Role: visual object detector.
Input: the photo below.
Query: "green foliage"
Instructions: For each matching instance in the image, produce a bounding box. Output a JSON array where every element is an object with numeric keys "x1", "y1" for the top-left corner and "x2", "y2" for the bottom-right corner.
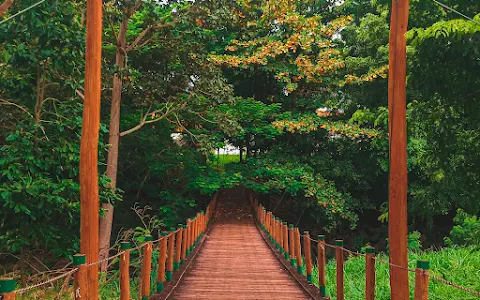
[
  {"x1": 0, "y1": 102, "x2": 116, "y2": 256},
  {"x1": 311, "y1": 246, "x2": 480, "y2": 299},
  {"x1": 1, "y1": 0, "x2": 479, "y2": 274},
  {"x1": 445, "y1": 209, "x2": 480, "y2": 247},
  {"x1": 407, "y1": 231, "x2": 423, "y2": 252}
]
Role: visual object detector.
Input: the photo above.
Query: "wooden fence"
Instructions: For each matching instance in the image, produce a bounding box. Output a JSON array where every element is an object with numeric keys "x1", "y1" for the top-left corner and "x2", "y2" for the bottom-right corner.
[
  {"x1": 0, "y1": 194, "x2": 218, "y2": 299},
  {"x1": 251, "y1": 196, "x2": 440, "y2": 300}
]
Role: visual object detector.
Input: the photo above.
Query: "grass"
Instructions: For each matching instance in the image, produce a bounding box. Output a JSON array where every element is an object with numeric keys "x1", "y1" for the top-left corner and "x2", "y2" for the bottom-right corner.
[
  {"x1": 15, "y1": 244, "x2": 480, "y2": 299},
  {"x1": 216, "y1": 154, "x2": 241, "y2": 165},
  {"x1": 307, "y1": 246, "x2": 480, "y2": 299},
  {"x1": 208, "y1": 154, "x2": 242, "y2": 169}
]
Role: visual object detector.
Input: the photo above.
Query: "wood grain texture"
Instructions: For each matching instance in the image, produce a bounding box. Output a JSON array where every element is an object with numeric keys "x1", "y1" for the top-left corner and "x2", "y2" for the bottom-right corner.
[
  {"x1": 80, "y1": 0, "x2": 102, "y2": 298},
  {"x1": 168, "y1": 188, "x2": 311, "y2": 300},
  {"x1": 387, "y1": 0, "x2": 410, "y2": 299}
]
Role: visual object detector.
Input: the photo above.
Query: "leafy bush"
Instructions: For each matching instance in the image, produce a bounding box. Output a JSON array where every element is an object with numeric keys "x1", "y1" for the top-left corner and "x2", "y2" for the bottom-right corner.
[
  {"x1": 0, "y1": 102, "x2": 116, "y2": 256},
  {"x1": 444, "y1": 209, "x2": 480, "y2": 247}
]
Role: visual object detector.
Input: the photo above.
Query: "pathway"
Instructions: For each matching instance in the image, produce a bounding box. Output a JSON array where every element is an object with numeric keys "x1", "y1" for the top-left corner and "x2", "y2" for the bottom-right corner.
[{"x1": 169, "y1": 188, "x2": 311, "y2": 299}]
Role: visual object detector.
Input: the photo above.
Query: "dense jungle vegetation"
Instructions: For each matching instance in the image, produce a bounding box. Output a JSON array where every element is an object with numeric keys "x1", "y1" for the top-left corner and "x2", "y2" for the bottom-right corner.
[{"x1": 1, "y1": 0, "x2": 479, "y2": 296}]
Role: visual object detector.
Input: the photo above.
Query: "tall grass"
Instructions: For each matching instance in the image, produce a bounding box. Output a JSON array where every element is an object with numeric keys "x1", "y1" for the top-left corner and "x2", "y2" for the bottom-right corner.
[{"x1": 309, "y1": 246, "x2": 480, "y2": 299}]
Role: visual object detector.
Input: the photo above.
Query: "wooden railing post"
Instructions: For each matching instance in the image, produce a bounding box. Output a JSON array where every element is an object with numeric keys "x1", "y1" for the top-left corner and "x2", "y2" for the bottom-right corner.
[
  {"x1": 273, "y1": 217, "x2": 279, "y2": 250},
  {"x1": 365, "y1": 246, "x2": 376, "y2": 300},
  {"x1": 289, "y1": 224, "x2": 296, "y2": 266},
  {"x1": 193, "y1": 218, "x2": 197, "y2": 251},
  {"x1": 268, "y1": 212, "x2": 272, "y2": 239},
  {"x1": 295, "y1": 228, "x2": 303, "y2": 274},
  {"x1": 174, "y1": 226, "x2": 183, "y2": 271},
  {"x1": 195, "y1": 213, "x2": 200, "y2": 243},
  {"x1": 201, "y1": 211, "x2": 205, "y2": 235},
  {"x1": 318, "y1": 235, "x2": 327, "y2": 297},
  {"x1": 141, "y1": 235, "x2": 153, "y2": 300},
  {"x1": 304, "y1": 231, "x2": 313, "y2": 284},
  {"x1": 262, "y1": 208, "x2": 267, "y2": 232},
  {"x1": 119, "y1": 243, "x2": 130, "y2": 300},
  {"x1": 279, "y1": 219, "x2": 284, "y2": 254},
  {"x1": 193, "y1": 216, "x2": 196, "y2": 246},
  {"x1": 336, "y1": 240, "x2": 344, "y2": 300},
  {"x1": 283, "y1": 222, "x2": 289, "y2": 260},
  {"x1": 166, "y1": 230, "x2": 175, "y2": 281},
  {"x1": 270, "y1": 215, "x2": 275, "y2": 244},
  {"x1": 0, "y1": 278, "x2": 15, "y2": 300},
  {"x1": 414, "y1": 260, "x2": 429, "y2": 300},
  {"x1": 73, "y1": 254, "x2": 87, "y2": 300},
  {"x1": 156, "y1": 232, "x2": 168, "y2": 293},
  {"x1": 181, "y1": 225, "x2": 187, "y2": 264},
  {"x1": 185, "y1": 219, "x2": 192, "y2": 257}
]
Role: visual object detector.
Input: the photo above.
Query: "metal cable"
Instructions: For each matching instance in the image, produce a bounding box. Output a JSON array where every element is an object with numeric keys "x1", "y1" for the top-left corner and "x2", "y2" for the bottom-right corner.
[
  {"x1": 0, "y1": 0, "x2": 46, "y2": 25},
  {"x1": 431, "y1": 0, "x2": 480, "y2": 26}
]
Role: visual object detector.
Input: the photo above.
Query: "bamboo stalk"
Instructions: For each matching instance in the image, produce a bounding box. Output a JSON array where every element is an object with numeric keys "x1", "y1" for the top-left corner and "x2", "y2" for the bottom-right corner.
[
  {"x1": 336, "y1": 240, "x2": 344, "y2": 300},
  {"x1": 365, "y1": 247, "x2": 375, "y2": 300},
  {"x1": 141, "y1": 236, "x2": 153, "y2": 300},
  {"x1": 304, "y1": 231, "x2": 313, "y2": 284},
  {"x1": 318, "y1": 235, "x2": 327, "y2": 297}
]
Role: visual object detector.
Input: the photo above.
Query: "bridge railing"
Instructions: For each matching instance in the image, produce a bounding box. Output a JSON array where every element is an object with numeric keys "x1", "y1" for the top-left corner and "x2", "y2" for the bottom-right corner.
[
  {"x1": 250, "y1": 194, "x2": 480, "y2": 300},
  {"x1": 0, "y1": 193, "x2": 218, "y2": 299}
]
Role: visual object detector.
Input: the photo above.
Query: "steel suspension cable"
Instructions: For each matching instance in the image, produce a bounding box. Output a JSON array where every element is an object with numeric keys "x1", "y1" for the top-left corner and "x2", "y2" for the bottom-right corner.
[{"x1": 0, "y1": 0, "x2": 46, "y2": 25}]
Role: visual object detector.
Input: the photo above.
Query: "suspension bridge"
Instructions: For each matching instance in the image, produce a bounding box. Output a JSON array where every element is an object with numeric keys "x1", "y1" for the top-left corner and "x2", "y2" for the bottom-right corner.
[{"x1": 2, "y1": 188, "x2": 479, "y2": 299}]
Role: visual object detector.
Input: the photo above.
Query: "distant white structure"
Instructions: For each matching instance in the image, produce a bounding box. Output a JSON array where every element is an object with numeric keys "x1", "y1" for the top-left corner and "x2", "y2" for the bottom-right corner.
[
  {"x1": 217, "y1": 143, "x2": 240, "y2": 155},
  {"x1": 171, "y1": 133, "x2": 240, "y2": 155},
  {"x1": 316, "y1": 107, "x2": 344, "y2": 118}
]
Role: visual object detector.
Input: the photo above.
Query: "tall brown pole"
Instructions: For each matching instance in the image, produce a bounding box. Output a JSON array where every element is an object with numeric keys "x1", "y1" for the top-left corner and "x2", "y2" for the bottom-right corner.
[
  {"x1": 388, "y1": 0, "x2": 409, "y2": 299},
  {"x1": 80, "y1": 0, "x2": 102, "y2": 298},
  {"x1": 0, "y1": 0, "x2": 14, "y2": 17}
]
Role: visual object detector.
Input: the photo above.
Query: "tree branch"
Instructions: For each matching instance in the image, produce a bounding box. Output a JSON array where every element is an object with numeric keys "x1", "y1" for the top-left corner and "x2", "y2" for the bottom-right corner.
[
  {"x1": 119, "y1": 104, "x2": 176, "y2": 136},
  {"x1": 0, "y1": 98, "x2": 32, "y2": 117},
  {"x1": 76, "y1": 89, "x2": 85, "y2": 100},
  {"x1": 125, "y1": 26, "x2": 154, "y2": 52},
  {"x1": 125, "y1": 6, "x2": 192, "y2": 52},
  {"x1": 129, "y1": 0, "x2": 142, "y2": 17}
]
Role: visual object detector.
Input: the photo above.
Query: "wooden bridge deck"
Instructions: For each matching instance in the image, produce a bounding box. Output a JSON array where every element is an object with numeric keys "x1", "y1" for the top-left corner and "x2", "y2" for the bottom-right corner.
[{"x1": 167, "y1": 189, "x2": 311, "y2": 299}]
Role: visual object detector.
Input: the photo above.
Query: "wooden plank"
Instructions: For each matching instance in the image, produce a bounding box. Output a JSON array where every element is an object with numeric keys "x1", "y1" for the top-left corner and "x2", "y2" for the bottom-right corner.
[{"x1": 167, "y1": 189, "x2": 311, "y2": 300}]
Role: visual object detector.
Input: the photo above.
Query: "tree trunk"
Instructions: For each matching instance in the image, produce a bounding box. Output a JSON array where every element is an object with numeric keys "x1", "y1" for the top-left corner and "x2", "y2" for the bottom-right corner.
[
  {"x1": 98, "y1": 18, "x2": 128, "y2": 273},
  {"x1": 0, "y1": 0, "x2": 14, "y2": 16}
]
